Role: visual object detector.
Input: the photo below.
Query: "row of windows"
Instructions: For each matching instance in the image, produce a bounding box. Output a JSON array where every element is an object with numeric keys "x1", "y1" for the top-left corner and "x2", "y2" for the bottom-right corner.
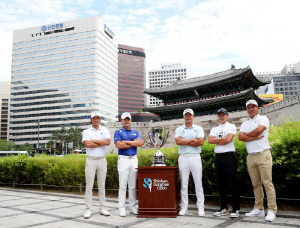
[
  {"x1": 12, "y1": 78, "x2": 117, "y2": 95},
  {"x1": 10, "y1": 110, "x2": 116, "y2": 121},
  {"x1": 11, "y1": 121, "x2": 91, "y2": 130},
  {"x1": 276, "y1": 91, "x2": 299, "y2": 96},
  {"x1": 12, "y1": 72, "x2": 117, "y2": 89},
  {"x1": 119, "y1": 98, "x2": 145, "y2": 102},
  {"x1": 14, "y1": 30, "x2": 117, "y2": 51},
  {"x1": 275, "y1": 87, "x2": 300, "y2": 91},
  {"x1": 275, "y1": 82, "x2": 300, "y2": 86},
  {"x1": 149, "y1": 69, "x2": 186, "y2": 75},
  {"x1": 149, "y1": 75, "x2": 186, "y2": 81},
  {"x1": 13, "y1": 59, "x2": 97, "y2": 74},
  {"x1": 14, "y1": 36, "x2": 95, "y2": 53},
  {"x1": 13, "y1": 41, "x2": 117, "y2": 66},
  {"x1": 11, "y1": 84, "x2": 117, "y2": 102},
  {"x1": 13, "y1": 47, "x2": 92, "y2": 64},
  {"x1": 11, "y1": 96, "x2": 117, "y2": 108},
  {"x1": 11, "y1": 115, "x2": 114, "y2": 125},
  {"x1": 12, "y1": 65, "x2": 117, "y2": 80},
  {"x1": 11, "y1": 102, "x2": 117, "y2": 114}
]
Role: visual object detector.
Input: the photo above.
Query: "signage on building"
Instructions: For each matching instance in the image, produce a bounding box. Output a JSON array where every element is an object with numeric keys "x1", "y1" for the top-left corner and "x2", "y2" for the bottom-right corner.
[
  {"x1": 118, "y1": 48, "x2": 146, "y2": 58},
  {"x1": 259, "y1": 94, "x2": 283, "y2": 106},
  {"x1": 42, "y1": 23, "x2": 63, "y2": 32},
  {"x1": 104, "y1": 24, "x2": 114, "y2": 39}
]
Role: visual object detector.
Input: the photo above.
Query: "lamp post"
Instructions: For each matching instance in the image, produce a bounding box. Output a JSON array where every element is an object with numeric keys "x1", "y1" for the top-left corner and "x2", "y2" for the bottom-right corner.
[{"x1": 37, "y1": 120, "x2": 40, "y2": 154}]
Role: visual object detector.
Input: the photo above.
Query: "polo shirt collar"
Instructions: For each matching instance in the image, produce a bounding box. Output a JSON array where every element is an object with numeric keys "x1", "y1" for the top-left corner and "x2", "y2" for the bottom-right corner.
[
  {"x1": 91, "y1": 125, "x2": 101, "y2": 131},
  {"x1": 249, "y1": 114, "x2": 260, "y2": 121},
  {"x1": 122, "y1": 126, "x2": 131, "y2": 131},
  {"x1": 184, "y1": 123, "x2": 195, "y2": 129}
]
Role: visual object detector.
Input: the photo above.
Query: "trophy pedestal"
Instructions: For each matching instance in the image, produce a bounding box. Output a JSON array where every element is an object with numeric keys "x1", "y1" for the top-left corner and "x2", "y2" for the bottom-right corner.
[{"x1": 137, "y1": 166, "x2": 180, "y2": 217}]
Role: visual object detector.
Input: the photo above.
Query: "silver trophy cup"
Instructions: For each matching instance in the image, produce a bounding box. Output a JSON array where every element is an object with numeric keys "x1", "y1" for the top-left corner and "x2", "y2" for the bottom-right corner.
[{"x1": 148, "y1": 127, "x2": 169, "y2": 166}]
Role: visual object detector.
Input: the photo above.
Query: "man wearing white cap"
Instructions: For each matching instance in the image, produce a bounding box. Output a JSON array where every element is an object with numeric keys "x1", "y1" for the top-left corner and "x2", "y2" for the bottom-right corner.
[
  {"x1": 82, "y1": 111, "x2": 111, "y2": 219},
  {"x1": 175, "y1": 108, "x2": 205, "y2": 216},
  {"x1": 114, "y1": 112, "x2": 143, "y2": 217},
  {"x1": 238, "y1": 100, "x2": 277, "y2": 222}
]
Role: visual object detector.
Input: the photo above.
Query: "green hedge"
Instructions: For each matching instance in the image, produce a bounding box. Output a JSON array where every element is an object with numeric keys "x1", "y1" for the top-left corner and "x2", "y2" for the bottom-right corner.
[{"x1": 0, "y1": 120, "x2": 299, "y2": 199}]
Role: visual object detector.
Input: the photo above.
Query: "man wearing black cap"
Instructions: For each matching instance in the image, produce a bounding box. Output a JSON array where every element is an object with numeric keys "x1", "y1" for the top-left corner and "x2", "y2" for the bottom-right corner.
[{"x1": 208, "y1": 108, "x2": 240, "y2": 218}]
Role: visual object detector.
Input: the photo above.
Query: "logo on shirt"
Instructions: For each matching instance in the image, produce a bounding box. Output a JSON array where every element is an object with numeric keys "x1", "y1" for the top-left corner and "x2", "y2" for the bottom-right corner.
[
  {"x1": 182, "y1": 130, "x2": 185, "y2": 134},
  {"x1": 100, "y1": 133, "x2": 103, "y2": 135},
  {"x1": 143, "y1": 178, "x2": 152, "y2": 193},
  {"x1": 132, "y1": 134, "x2": 137, "y2": 135},
  {"x1": 193, "y1": 130, "x2": 197, "y2": 133},
  {"x1": 216, "y1": 130, "x2": 225, "y2": 138}
]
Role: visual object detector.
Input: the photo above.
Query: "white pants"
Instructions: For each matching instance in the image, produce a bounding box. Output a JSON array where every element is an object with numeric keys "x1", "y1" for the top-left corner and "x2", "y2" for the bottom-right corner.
[
  {"x1": 118, "y1": 155, "x2": 138, "y2": 210},
  {"x1": 179, "y1": 154, "x2": 205, "y2": 208},
  {"x1": 85, "y1": 156, "x2": 107, "y2": 211}
]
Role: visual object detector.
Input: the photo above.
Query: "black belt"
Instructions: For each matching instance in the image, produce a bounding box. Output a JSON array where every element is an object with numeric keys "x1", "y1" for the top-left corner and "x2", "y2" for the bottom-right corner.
[{"x1": 215, "y1": 152, "x2": 235, "y2": 156}]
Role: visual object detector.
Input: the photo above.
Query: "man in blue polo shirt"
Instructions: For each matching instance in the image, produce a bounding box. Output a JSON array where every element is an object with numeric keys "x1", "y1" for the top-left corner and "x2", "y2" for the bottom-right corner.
[
  {"x1": 175, "y1": 108, "x2": 205, "y2": 217},
  {"x1": 114, "y1": 112, "x2": 143, "y2": 217}
]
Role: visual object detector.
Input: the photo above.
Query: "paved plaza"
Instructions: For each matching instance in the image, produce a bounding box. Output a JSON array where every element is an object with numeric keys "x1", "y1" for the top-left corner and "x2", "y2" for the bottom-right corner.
[{"x1": 0, "y1": 187, "x2": 299, "y2": 228}]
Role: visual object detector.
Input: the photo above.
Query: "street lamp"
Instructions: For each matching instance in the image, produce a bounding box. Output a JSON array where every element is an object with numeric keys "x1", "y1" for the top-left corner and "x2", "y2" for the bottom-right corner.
[{"x1": 37, "y1": 120, "x2": 40, "y2": 154}]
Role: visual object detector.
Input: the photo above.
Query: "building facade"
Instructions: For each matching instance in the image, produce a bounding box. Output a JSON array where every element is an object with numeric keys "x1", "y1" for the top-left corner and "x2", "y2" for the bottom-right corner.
[
  {"x1": 267, "y1": 75, "x2": 300, "y2": 99},
  {"x1": 147, "y1": 63, "x2": 190, "y2": 106},
  {"x1": 10, "y1": 16, "x2": 118, "y2": 148},
  {"x1": 118, "y1": 44, "x2": 146, "y2": 113},
  {"x1": 0, "y1": 81, "x2": 10, "y2": 140}
]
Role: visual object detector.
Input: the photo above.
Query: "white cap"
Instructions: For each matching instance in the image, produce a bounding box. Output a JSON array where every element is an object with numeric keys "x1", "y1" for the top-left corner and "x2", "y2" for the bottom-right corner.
[
  {"x1": 246, "y1": 99, "x2": 258, "y2": 107},
  {"x1": 121, "y1": 112, "x2": 131, "y2": 119},
  {"x1": 91, "y1": 111, "x2": 101, "y2": 118},
  {"x1": 183, "y1": 108, "x2": 194, "y2": 115}
]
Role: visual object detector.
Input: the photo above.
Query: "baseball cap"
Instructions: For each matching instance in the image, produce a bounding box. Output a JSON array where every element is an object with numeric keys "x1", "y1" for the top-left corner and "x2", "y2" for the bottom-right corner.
[
  {"x1": 217, "y1": 108, "x2": 228, "y2": 115},
  {"x1": 121, "y1": 112, "x2": 131, "y2": 119},
  {"x1": 246, "y1": 99, "x2": 258, "y2": 107},
  {"x1": 183, "y1": 108, "x2": 194, "y2": 115},
  {"x1": 91, "y1": 111, "x2": 101, "y2": 118}
]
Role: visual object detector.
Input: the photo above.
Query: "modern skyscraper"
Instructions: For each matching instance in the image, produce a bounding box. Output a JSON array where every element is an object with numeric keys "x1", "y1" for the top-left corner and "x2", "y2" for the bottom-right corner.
[
  {"x1": 0, "y1": 81, "x2": 10, "y2": 140},
  {"x1": 118, "y1": 44, "x2": 146, "y2": 113},
  {"x1": 9, "y1": 16, "x2": 118, "y2": 149},
  {"x1": 147, "y1": 63, "x2": 190, "y2": 106}
]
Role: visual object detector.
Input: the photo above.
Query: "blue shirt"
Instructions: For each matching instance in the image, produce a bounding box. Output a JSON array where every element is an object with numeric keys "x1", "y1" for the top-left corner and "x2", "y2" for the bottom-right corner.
[
  {"x1": 114, "y1": 127, "x2": 142, "y2": 156},
  {"x1": 175, "y1": 123, "x2": 204, "y2": 154}
]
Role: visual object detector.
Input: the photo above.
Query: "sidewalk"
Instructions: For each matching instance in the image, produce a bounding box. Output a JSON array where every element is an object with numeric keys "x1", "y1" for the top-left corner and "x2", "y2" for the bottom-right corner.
[{"x1": 0, "y1": 187, "x2": 299, "y2": 228}]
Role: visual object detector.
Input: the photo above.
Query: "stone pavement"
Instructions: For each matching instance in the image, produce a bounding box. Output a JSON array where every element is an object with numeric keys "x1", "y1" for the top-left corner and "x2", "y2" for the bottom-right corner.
[{"x1": 0, "y1": 187, "x2": 300, "y2": 228}]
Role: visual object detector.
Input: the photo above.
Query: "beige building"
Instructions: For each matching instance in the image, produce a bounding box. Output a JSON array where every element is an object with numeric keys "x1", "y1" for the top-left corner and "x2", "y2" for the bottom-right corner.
[{"x1": 0, "y1": 81, "x2": 10, "y2": 140}]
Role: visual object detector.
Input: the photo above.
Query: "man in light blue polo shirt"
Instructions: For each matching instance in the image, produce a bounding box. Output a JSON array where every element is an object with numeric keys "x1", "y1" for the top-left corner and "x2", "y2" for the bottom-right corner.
[
  {"x1": 114, "y1": 112, "x2": 143, "y2": 217},
  {"x1": 175, "y1": 108, "x2": 205, "y2": 217}
]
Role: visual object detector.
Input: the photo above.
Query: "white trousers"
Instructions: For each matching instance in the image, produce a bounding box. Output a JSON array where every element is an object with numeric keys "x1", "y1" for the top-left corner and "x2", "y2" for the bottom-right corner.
[
  {"x1": 118, "y1": 156, "x2": 138, "y2": 210},
  {"x1": 85, "y1": 157, "x2": 107, "y2": 211},
  {"x1": 179, "y1": 154, "x2": 205, "y2": 208}
]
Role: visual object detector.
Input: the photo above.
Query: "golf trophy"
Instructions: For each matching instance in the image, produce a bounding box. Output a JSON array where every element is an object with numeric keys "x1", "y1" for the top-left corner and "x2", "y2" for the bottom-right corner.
[{"x1": 148, "y1": 127, "x2": 169, "y2": 166}]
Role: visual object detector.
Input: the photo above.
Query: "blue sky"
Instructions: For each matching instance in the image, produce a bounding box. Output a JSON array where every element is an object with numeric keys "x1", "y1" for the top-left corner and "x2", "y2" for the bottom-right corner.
[{"x1": 0, "y1": 0, "x2": 299, "y2": 82}]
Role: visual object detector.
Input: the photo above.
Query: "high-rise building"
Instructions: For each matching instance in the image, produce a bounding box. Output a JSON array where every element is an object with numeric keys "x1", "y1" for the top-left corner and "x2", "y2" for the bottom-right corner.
[
  {"x1": 118, "y1": 44, "x2": 146, "y2": 113},
  {"x1": 147, "y1": 63, "x2": 190, "y2": 106},
  {"x1": 9, "y1": 16, "x2": 118, "y2": 149},
  {"x1": 267, "y1": 75, "x2": 300, "y2": 99},
  {"x1": 0, "y1": 81, "x2": 10, "y2": 140}
]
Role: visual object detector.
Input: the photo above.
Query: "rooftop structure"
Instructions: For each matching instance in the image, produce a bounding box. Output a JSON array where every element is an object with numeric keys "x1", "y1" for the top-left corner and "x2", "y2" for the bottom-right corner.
[{"x1": 144, "y1": 66, "x2": 274, "y2": 120}]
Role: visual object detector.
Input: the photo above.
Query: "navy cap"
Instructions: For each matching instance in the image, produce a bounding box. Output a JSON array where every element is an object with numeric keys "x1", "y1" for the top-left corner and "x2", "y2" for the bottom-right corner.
[{"x1": 217, "y1": 108, "x2": 228, "y2": 115}]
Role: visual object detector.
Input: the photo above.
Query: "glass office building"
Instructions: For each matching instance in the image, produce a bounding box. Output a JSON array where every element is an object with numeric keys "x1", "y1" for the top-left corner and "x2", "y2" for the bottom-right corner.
[
  {"x1": 118, "y1": 44, "x2": 146, "y2": 113},
  {"x1": 9, "y1": 16, "x2": 118, "y2": 148}
]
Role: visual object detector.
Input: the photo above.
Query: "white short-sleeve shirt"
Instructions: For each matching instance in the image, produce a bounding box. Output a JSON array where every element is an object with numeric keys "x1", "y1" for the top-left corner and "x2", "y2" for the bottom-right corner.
[
  {"x1": 209, "y1": 122, "x2": 236, "y2": 153},
  {"x1": 240, "y1": 114, "x2": 270, "y2": 154},
  {"x1": 82, "y1": 126, "x2": 110, "y2": 157},
  {"x1": 175, "y1": 123, "x2": 204, "y2": 154}
]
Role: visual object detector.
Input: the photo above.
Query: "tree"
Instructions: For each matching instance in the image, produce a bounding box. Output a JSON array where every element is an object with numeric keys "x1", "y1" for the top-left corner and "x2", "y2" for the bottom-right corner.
[
  {"x1": 16, "y1": 143, "x2": 32, "y2": 153},
  {"x1": 49, "y1": 127, "x2": 68, "y2": 154},
  {"x1": 67, "y1": 126, "x2": 83, "y2": 150},
  {"x1": 0, "y1": 140, "x2": 16, "y2": 151}
]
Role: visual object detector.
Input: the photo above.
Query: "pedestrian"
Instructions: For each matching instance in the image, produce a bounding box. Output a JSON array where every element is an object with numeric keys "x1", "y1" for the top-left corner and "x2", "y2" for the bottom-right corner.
[
  {"x1": 175, "y1": 108, "x2": 205, "y2": 216},
  {"x1": 238, "y1": 100, "x2": 277, "y2": 222},
  {"x1": 208, "y1": 108, "x2": 240, "y2": 218},
  {"x1": 82, "y1": 111, "x2": 111, "y2": 219},
  {"x1": 114, "y1": 112, "x2": 143, "y2": 217}
]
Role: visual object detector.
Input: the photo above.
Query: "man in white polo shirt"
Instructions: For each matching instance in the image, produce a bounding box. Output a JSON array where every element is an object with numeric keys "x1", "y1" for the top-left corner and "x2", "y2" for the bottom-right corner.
[
  {"x1": 175, "y1": 108, "x2": 205, "y2": 217},
  {"x1": 82, "y1": 111, "x2": 111, "y2": 219},
  {"x1": 208, "y1": 108, "x2": 240, "y2": 218},
  {"x1": 238, "y1": 100, "x2": 277, "y2": 222}
]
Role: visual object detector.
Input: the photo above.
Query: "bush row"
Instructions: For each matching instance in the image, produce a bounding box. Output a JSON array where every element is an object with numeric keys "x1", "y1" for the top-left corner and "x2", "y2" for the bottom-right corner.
[{"x1": 0, "y1": 120, "x2": 299, "y2": 199}]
